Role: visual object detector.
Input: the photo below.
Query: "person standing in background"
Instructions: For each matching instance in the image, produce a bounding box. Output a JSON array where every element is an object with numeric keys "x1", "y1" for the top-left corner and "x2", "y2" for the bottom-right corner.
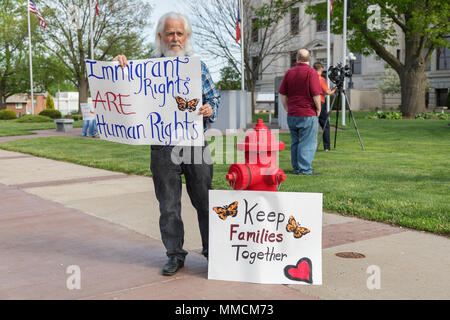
[
  {"x1": 279, "y1": 49, "x2": 322, "y2": 175},
  {"x1": 313, "y1": 62, "x2": 336, "y2": 151}
]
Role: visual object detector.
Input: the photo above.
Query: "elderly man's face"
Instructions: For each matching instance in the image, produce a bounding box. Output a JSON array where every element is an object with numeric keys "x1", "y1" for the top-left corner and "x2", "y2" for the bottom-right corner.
[{"x1": 160, "y1": 18, "x2": 187, "y2": 56}]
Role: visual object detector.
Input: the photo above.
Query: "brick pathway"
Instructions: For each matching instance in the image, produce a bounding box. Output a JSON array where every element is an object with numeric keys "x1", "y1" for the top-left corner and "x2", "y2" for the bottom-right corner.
[{"x1": 0, "y1": 183, "x2": 316, "y2": 300}]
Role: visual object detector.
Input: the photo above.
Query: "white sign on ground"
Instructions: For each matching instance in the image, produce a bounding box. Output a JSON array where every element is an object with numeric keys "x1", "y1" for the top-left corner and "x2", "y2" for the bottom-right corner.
[
  {"x1": 80, "y1": 102, "x2": 95, "y2": 121},
  {"x1": 85, "y1": 56, "x2": 203, "y2": 146},
  {"x1": 208, "y1": 190, "x2": 322, "y2": 285}
]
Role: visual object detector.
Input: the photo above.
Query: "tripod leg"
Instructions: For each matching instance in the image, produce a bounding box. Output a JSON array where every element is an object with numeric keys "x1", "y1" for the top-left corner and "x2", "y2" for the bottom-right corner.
[
  {"x1": 334, "y1": 93, "x2": 340, "y2": 149},
  {"x1": 343, "y1": 91, "x2": 365, "y2": 151}
]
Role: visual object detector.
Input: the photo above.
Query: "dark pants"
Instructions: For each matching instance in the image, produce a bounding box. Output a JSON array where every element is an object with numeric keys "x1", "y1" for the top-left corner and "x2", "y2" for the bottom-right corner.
[
  {"x1": 150, "y1": 144, "x2": 213, "y2": 261},
  {"x1": 318, "y1": 103, "x2": 331, "y2": 150}
]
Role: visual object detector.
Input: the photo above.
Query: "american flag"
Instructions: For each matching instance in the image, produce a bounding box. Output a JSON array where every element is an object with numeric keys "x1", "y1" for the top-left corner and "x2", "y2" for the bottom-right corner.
[
  {"x1": 95, "y1": 1, "x2": 100, "y2": 16},
  {"x1": 28, "y1": 0, "x2": 47, "y2": 30},
  {"x1": 236, "y1": 1, "x2": 241, "y2": 43},
  {"x1": 330, "y1": 0, "x2": 335, "y2": 15}
]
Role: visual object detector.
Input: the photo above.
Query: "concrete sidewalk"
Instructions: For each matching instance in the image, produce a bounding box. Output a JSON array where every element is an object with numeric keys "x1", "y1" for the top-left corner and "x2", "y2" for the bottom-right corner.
[{"x1": 0, "y1": 129, "x2": 449, "y2": 300}]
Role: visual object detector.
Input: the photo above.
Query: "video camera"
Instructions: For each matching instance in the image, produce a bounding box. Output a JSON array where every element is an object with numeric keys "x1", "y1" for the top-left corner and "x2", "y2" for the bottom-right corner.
[{"x1": 328, "y1": 63, "x2": 352, "y2": 88}]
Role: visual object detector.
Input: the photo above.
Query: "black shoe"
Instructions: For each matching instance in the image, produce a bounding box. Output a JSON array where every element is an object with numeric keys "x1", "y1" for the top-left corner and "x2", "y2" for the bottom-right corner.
[{"x1": 162, "y1": 257, "x2": 184, "y2": 276}]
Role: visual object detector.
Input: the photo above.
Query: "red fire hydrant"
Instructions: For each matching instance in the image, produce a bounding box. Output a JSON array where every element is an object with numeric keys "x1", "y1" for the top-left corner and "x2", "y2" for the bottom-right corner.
[{"x1": 226, "y1": 119, "x2": 286, "y2": 191}]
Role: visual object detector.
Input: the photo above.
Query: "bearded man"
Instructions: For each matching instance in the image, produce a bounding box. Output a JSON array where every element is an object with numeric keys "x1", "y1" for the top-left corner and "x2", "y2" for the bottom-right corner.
[{"x1": 113, "y1": 12, "x2": 220, "y2": 276}]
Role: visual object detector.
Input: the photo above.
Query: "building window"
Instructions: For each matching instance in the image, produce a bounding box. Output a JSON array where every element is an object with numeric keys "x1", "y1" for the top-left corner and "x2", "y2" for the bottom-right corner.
[
  {"x1": 290, "y1": 51, "x2": 298, "y2": 67},
  {"x1": 435, "y1": 88, "x2": 448, "y2": 107},
  {"x1": 16, "y1": 103, "x2": 22, "y2": 109},
  {"x1": 437, "y1": 37, "x2": 450, "y2": 70},
  {"x1": 251, "y1": 18, "x2": 259, "y2": 43},
  {"x1": 352, "y1": 54, "x2": 362, "y2": 74},
  {"x1": 317, "y1": 19, "x2": 327, "y2": 32},
  {"x1": 290, "y1": 7, "x2": 299, "y2": 35}
]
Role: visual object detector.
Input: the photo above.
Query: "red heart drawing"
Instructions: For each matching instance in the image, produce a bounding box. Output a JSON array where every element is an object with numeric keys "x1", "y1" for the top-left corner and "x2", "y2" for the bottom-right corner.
[{"x1": 284, "y1": 258, "x2": 313, "y2": 283}]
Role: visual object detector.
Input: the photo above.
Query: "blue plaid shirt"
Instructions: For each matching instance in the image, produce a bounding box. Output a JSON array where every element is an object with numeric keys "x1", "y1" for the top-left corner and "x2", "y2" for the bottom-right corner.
[{"x1": 200, "y1": 60, "x2": 220, "y2": 131}]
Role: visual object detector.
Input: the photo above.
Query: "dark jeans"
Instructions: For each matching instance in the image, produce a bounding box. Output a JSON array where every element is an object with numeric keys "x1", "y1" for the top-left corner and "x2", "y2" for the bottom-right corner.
[
  {"x1": 287, "y1": 116, "x2": 318, "y2": 174},
  {"x1": 318, "y1": 103, "x2": 331, "y2": 150},
  {"x1": 150, "y1": 144, "x2": 213, "y2": 261}
]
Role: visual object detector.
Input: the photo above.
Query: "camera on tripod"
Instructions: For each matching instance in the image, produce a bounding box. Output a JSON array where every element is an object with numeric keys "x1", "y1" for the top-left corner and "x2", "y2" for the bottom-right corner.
[{"x1": 327, "y1": 63, "x2": 352, "y2": 88}]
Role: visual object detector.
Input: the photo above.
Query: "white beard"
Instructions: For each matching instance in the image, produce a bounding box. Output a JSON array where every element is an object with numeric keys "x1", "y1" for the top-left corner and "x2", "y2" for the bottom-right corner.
[
  {"x1": 162, "y1": 48, "x2": 186, "y2": 57},
  {"x1": 161, "y1": 42, "x2": 186, "y2": 57}
]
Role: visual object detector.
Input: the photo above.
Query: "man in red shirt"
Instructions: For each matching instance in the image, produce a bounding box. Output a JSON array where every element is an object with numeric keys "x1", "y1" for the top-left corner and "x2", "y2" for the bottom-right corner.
[
  {"x1": 313, "y1": 62, "x2": 336, "y2": 151},
  {"x1": 279, "y1": 49, "x2": 322, "y2": 175}
]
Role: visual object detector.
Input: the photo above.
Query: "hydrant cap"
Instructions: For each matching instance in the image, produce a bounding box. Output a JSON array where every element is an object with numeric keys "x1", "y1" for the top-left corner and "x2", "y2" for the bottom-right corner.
[
  {"x1": 226, "y1": 164, "x2": 251, "y2": 190},
  {"x1": 254, "y1": 118, "x2": 268, "y2": 131}
]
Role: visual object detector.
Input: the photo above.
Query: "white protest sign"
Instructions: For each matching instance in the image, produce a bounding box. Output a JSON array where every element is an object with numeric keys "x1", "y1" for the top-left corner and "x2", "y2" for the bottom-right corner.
[
  {"x1": 80, "y1": 102, "x2": 95, "y2": 121},
  {"x1": 85, "y1": 56, "x2": 203, "y2": 146},
  {"x1": 208, "y1": 190, "x2": 322, "y2": 285}
]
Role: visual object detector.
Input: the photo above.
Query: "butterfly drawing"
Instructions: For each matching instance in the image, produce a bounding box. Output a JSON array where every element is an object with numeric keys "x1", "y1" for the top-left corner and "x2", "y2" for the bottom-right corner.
[
  {"x1": 286, "y1": 215, "x2": 310, "y2": 239},
  {"x1": 175, "y1": 96, "x2": 200, "y2": 112},
  {"x1": 213, "y1": 201, "x2": 238, "y2": 220}
]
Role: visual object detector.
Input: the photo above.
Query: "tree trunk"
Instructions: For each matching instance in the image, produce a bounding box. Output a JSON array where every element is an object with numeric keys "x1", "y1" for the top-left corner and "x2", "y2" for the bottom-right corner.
[
  {"x1": 398, "y1": 30, "x2": 428, "y2": 119},
  {"x1": 399, "y1": 66, "x2": 427, "y2": 119},
  {"x1": 78, "y1": 76, "x2": 89, "y2": 114},
  {"x1": 0, "y1": 92, "x2": 5, "y2": 110},
  {"x1": 0, "y1": 79, "x2": 6, "y2": 109}
]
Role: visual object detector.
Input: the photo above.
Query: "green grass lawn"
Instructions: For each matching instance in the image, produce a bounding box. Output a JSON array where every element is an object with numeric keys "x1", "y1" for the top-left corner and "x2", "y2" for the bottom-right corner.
[
  {"x1": 0, "y1": 119, "x2": 83, "y2": 137},
  {"x1": 0, "y1": 115, "x2": 449, "y2": 235}
]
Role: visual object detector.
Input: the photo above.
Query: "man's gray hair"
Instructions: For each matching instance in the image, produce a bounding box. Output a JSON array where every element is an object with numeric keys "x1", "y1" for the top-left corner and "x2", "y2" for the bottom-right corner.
[
  {"x1": 297, "y1": 49, "x2": 311, "y2": 63},
  {"x1": 154, "y1": 12, "x2": 193, "y2": 57}
]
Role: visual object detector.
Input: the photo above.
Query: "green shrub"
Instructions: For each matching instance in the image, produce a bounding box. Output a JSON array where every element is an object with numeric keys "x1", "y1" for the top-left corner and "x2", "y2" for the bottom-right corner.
[
  {"x1": 66, "y1": 113, "x2": 82, "y2": 121},
  {"x1": 438, "y1": 113, "x2": 448, "y2": 120},
  {"x1": 46, "y1": 93, "x2": 55, "y2": 110},
  {"x1": 39, "y1": 109, "x2": 62, "y2": 119},
  {"x1": 415, "y1": 113, "x2": 427, "y2": 120},
  {"x1": 0, "y1": 109, "x2": 18, "y2": 120},
  {"x1": 16, "y1": 114, "x2": 53, "y2": 123},
  {"x1": 415, "y1": 112, "x2": 447, "y2": 120},
  {"x1": 372, "y1": 110, "x2": 402, "y2": 119}
]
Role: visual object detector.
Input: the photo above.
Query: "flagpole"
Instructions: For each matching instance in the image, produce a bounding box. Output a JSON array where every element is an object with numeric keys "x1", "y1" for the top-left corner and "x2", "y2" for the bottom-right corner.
[
  {"x1": 240, "y1": 0, "x2": 245, "y2": 92},
  {"x1": 326, "y1": 0, "x2": 331, "y2": 112},
  {"x1": 341, "y1": 0, "x2": 347, "y2": 126},
  {"x1": 27, "y1": 0, "x2": 34, "y2": 115},
  {"x1": 89, "y1": 0, "x2": 94, "y2": 59}
]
